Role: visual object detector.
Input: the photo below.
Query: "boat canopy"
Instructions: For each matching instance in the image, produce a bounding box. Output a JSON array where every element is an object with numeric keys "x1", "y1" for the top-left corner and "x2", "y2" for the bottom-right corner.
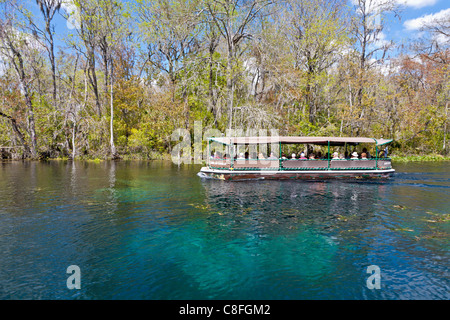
[{"x1": 208, "y1": 136, "x2": 393, "y2": 147}]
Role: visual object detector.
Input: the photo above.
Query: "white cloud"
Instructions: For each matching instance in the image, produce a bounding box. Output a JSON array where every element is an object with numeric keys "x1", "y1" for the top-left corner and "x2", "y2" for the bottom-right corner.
[
  {"x1": 61, "y1": 0, "x2": 80, "y2": 30},
  {"x1": 397, "y1": 0, "x2": 438, "y2": 9},
  {"x1": 352, "y1": 0, "x2": 438, "y2": 11},
  {"x1": 376, "y1": 59, "x2": 400, "y2": 76},
  {"x1": 372, "y1": 31, "x2": 390, "y2": 47},
  {"x1": 404, "y1": 8, "x2": 450, "y2": 30},
  {"x1": 0, "y1": 59, "x2": 5, "y2": 77},
  {"x1": 434, "y1": 33, "x2": 449, "y2": 45}
]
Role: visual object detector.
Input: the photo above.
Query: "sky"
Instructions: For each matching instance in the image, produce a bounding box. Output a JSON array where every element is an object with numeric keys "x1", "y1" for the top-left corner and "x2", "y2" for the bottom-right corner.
[
  {"x1": 384, "y1": 0, "x2": 449, "y2": 47},
  {"x1": 7, "y1": 0, "x2": 450, "y2": 62},
  {"x1": 55, "y1": 0, "x2": 449, "y2": 53}
]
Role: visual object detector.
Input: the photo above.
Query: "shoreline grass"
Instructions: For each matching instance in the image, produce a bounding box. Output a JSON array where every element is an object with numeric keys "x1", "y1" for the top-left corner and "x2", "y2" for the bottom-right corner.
[
  {"x1": 391, "y1": 154, "x2": 450, "y2": 162},
  {"x1": 2, "y1": 152, "x2": 449, "y2": 163}
]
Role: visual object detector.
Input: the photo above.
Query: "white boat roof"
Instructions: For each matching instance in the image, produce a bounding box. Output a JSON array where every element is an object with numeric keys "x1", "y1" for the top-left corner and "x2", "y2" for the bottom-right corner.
[{"x1": 208, "y1": 136, "x2": 393, "y2": 146}]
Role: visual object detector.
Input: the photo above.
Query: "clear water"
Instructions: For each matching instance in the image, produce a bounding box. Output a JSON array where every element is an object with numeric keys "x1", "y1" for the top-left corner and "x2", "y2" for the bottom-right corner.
[{"x1": 0, "y1": 161, "x2": 448, "y2": 300}]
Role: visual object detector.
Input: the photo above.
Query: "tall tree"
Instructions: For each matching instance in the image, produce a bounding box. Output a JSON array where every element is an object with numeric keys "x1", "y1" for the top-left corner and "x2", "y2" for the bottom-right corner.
[
  {"x1": 283, "y1": 0, "x2": 349, "y2": 126},
  {"x1": 136, "y1": 0, "x2": 202, "y2": 129},
  {"x1": 34, "y1": 0, "x2": 62, "y2": 102},
  {"x1": 0, "y1": 0, "x2": 39, "y2": 158},
  {"x1": 205, "y1": 0, "x2": 274, "y2": 130}
]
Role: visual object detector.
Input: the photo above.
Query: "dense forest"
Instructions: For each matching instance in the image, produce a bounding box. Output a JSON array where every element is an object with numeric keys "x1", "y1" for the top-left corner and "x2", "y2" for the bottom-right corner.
[{"x1": 0, "y1": 0, "x2": 448, "y2": 160}]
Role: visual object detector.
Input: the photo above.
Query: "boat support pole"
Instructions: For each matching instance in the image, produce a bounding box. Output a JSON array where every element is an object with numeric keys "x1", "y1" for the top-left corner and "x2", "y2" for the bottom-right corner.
[
  {"x1": 279, "y1": 141, "x2": 282, "y2": 171},
  {"x1": 376, "y1": 144, "x2": 378, "y2": 170},
  {"x1": 327, "y1": 140, "x2": 330, "y2": 170},
  {"x1": 207, "y1": 138, "x2": 210, "y2": 167}
]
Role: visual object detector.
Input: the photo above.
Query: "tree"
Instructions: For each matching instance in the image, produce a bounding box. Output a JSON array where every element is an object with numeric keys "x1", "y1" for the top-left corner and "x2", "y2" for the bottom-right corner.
[
  {"x1": 283, "y1": 0, "x2": 350, "y2": 126},
  {"x1": 68, "y1": 0, "x2": 102, "y2": 117},
  {"x1": 136, "y1": 0, "x2": 202, "y2": 129},
  {"x1": 34, "y1": 0, "x2": 62, "y2": 102},
  {"x1": 351, "y1": 0, "x2": 399, "y2": 133},
  {"x1": 205, "y1": 0, "x2": 274, "y2": 130},
  {"x1": 0, "y1": 0, "x2": 39, "y2": 158}
]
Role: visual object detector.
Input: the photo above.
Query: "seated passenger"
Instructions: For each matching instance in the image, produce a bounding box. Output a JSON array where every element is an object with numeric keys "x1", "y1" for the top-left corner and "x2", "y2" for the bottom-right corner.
[
  {"x1": 362, "y1": 148, "x2": 371, "y2": 158},
  {"x1": 378, "y1": 150, "x2": 385, "y2": 158},
  {"x1": 332, "y1": 152, "x2": 340, "y2": 160},
  {"x1": 291, "y1": 153, "x2": 296, "y2": 159},
  {"x1": 258, "y1": 152, "x2": 266, "y2": 159},
  {"x1": 268, "y1": 152, "x2": 278, "y2": 160},
  {"x1": 339, "y1": 153, "x2": 345, "y2": 159},
  {"x1": 351, "y1": 152, "x2": 358, "y2": 159},
  {"x1": 309, "y1": 153, "x2": 315, "y2": 159},
  {"x1": 361, "y1": 152, "x2": 367, "y2": 159},
  {"x1": 281, "y1": 153, "x2": 287, "y2": 159},
  {"x1": 300, "y1": 152, "x2": 307, "y2": 159}
]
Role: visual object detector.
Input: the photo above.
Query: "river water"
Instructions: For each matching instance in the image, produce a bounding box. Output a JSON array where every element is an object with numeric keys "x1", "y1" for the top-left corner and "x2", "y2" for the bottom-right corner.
[{"x1": 0, "y1": 160, "x2": 448, "y2": 300}]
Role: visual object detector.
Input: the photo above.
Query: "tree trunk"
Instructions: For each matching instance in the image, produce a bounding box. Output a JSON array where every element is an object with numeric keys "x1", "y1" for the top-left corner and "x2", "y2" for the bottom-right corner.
[
  {"x1": 109, "y1": 58, "x2": 118, "y2": 159},
  {"x1": 227, "y1": 47, "x2": 235, "y2": 130},
  {"x1": 0, "y1": 111, "x2": 31, "y2": 156},
  {"x1": 10, "y1": 48, "x2": 38, "y2": 158},
  {"x1": 46, "y1": 20, "x2": 57, "y2": 102}
]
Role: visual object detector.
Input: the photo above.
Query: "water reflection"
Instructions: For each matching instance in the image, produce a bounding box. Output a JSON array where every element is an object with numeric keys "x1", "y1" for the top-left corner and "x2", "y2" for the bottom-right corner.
[
  {"x1": 0, "y1": 161, "x2": 448, "y2": 299},
  {"x1": 200, "y1": 180, "x2": 384, "y2": 234}
]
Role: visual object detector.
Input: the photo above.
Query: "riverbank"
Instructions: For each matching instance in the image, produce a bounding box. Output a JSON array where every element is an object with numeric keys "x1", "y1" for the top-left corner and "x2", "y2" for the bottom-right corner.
[
  {"x1": 1, "y1": 151, "x2": 449, "y2": 163},
  {"x1": 54, "y1": 153, "x2": 450, "y2": 162},
  {"x1": 390, "y1": 154, "x2": 450, "y2": 162}
]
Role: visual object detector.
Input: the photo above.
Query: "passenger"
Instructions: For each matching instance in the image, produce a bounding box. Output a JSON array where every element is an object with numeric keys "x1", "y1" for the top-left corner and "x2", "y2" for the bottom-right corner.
[
  {"x1": 351, "y1": 151, "x2": 358, "y2": 159},
  {"x1": 300, "y1": 152, "x2": 307, "y2": 159},
  {"x1": 361, "y1": 152, "x2": 367, "y2": 159},
  {"x1": 237, "y1": 153, "x2": 245, "y2": 160},
  {"x1": 344, "y1": 151, "x2": 349, "y2": 159},
  {"x1": 317, "y1": 151, "x2": 323, "y2": 159},
  {"x1": 362, "y1": 148, "x2": 371, "y2": 158},
  {"x1": 378, "y1": 150, "x2": 385, "y2": 158},
  {"x1": 291, "y1": 153, "x2": 296, "y2": 159},
  {"x1": 339, "y1": 153, "x2": 345, "y2": 159},
  {"x1": 258, "y1": 152, "x2": 266, "y2": 159},
  {"x1": 332, "y1": 152, "x2": 340, "y2": 160},
  {"x1": 281, "y1": 153, "x2": 287, "y2": 159},
  {"x1": 268, "y1": 152, "x2": 278, "y2": 160},
  {"x1": 309, "y1": 153, "x2": 315, "y2": 160}
]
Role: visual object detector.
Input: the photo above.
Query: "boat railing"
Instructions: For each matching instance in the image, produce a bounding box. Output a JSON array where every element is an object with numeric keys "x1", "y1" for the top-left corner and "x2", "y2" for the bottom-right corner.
[
  {"x1": 209, "y1": 159, "x2": 231, "y2": 169},
  {"x1": 234, "y1": 159, "x2": 279, "y2": 169},
  {"x1": 282, "y1": 159, "x2": 329, "y2": 170},
  {"x1": 330, "y1": 159, "x2": 377, "y2": 170},
  {"x1": 209, "y1": 158, "x2": 392, "y2": 171}
]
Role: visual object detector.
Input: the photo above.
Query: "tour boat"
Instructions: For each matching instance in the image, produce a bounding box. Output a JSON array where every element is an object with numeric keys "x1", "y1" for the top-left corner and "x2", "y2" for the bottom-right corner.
[{"x1": 198, "y1": 136, "x2": 395, "y2": 181}]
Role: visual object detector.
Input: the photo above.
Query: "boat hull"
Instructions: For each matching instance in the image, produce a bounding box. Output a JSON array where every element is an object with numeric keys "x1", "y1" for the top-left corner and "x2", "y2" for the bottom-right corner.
[{"x1": 199, "y1": 167, "x2": 395, "y2": 181}]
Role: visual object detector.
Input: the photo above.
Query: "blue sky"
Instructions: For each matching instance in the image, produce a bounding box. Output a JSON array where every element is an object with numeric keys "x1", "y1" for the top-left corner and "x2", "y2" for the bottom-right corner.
[
  {"x1": 384, "y1": 0, "x2": 449, "y2": 47},
  {"x1": 22, "y1": 0, "x2": 450, "y2": 57}
]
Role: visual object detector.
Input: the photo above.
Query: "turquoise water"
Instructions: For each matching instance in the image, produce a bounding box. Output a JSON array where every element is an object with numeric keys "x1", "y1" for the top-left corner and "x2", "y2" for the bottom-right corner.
[{"x1": 0, "y1": 161, "x2": 448, "y2": 299}]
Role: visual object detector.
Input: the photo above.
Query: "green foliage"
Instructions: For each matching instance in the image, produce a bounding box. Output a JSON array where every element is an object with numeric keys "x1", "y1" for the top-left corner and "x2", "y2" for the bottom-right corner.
[{"x1": 0, "y1": 0, "x2": 447, "y2": 160}]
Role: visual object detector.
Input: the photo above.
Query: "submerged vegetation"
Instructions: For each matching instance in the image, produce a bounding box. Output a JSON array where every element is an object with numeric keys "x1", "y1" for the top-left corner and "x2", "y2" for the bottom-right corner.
[{"x1": 0, "y1": 0, "x2": 448, "y2": 160}]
